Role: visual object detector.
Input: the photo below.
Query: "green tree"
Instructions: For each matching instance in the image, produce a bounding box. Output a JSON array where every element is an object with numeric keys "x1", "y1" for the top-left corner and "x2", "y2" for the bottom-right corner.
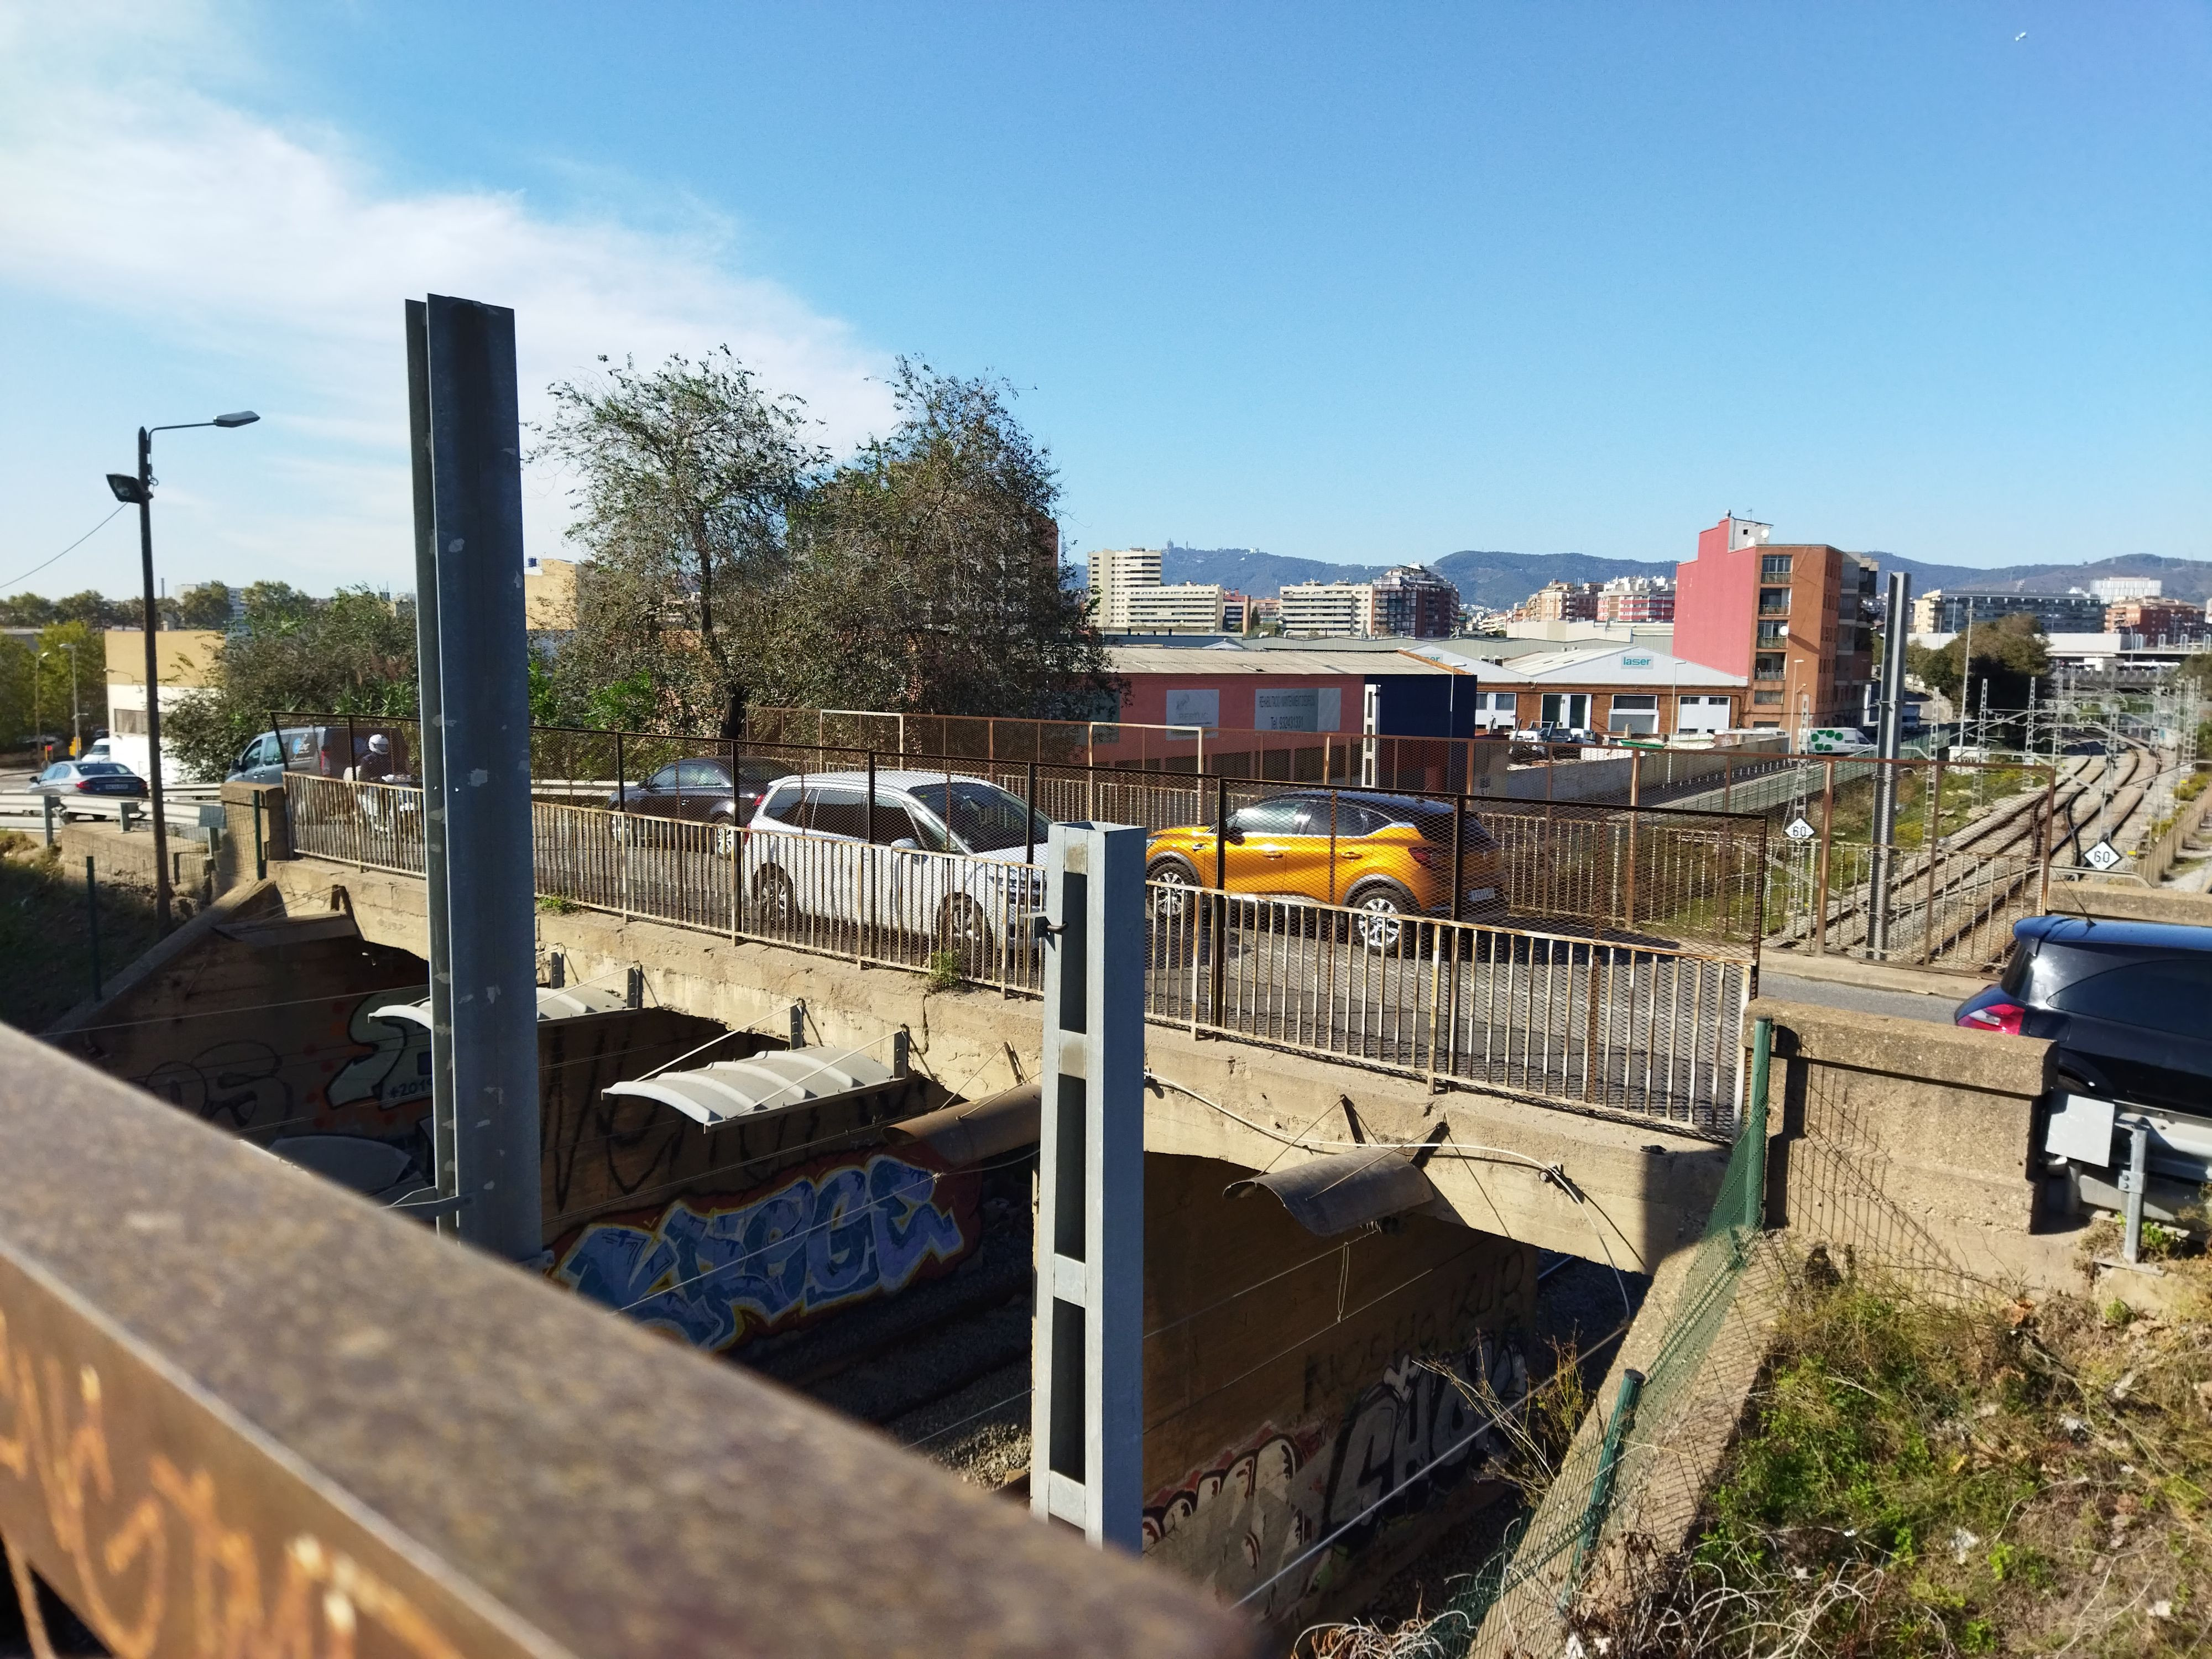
[
  {"x1": 1907, "y1": 612, "x2": 2050, "y2": 739},
  {"x1": 539, "y1": 348, "x2": 825, "y2": 732},
  {"x1": 0, "y1": 622, "x2": 105, "y2": 751},
  {"x1": 164, "y1": 587, "x2": 418, "y2": 780},
  {"x1": 175, "y1": 582, "x2": 236, "y2": 629},
  {"x1": 770, "y1": 361, "x2": 1114, "y2": 719}
]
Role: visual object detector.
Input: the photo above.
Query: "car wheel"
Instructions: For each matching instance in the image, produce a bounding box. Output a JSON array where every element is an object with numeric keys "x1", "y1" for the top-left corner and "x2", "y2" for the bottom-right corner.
[
  {"x1": 1347, "y1": 882, "x2": 1416, "y2": 955},
  {"x1": 750, "y1": 865, "x2": 798, "y2": 930},
  {"x1": 708, "y1": 813, "x2": 738, "y2": 858},
  {"x1": 936, "y1": 894, "x2": 993, "y2": 973},
  {"x1": 1147, "y1": 857, "x2": 1201, "y2": 922}
]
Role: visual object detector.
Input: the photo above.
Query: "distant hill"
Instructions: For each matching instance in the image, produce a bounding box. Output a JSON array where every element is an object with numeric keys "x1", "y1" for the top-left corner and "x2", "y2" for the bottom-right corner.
[{"x1": 1159, "y1": 544, "x2": 2212, "y2": 611}]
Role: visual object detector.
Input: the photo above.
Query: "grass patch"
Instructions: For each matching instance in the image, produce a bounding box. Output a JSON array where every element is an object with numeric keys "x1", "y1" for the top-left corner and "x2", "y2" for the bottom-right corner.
[
  {"x1": 0, "y1": 830, "x2": 165, "y2": 1031},
  {"x1": 922, "y1": 949, "x2": 964, "y2": 993},
  {"x1": 536, "y1": 893, "x2": 580, "y2": 915},
  {"x1": 1593, "y1": 1264, "x2": 2212, "y2": 1656}
]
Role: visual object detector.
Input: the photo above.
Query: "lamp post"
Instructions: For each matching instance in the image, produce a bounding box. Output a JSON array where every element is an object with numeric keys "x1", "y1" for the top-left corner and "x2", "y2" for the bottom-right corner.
[{"x1": 107, "y1": 411, "x2": 259, "y2": 930}]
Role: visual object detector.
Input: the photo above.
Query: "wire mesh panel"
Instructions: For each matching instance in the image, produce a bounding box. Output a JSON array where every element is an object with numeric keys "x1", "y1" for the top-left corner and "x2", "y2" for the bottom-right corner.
[{"x1": 283, "y1": 773, "x2": 426, "y2": 875}]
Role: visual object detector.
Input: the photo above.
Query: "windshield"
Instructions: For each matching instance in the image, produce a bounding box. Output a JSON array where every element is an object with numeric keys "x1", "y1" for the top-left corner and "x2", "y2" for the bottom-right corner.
[
  {"x1": 906, "y1": 781, "x2": 1051, "y2": 855},
  {"x1": 79, "y1": 762, "x2": 129, "y2": 775}
]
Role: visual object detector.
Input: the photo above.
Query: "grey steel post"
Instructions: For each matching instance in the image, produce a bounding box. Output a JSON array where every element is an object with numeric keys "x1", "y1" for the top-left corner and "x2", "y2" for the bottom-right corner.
[
  {"x1": 415, "y1": 294, "x2": 542, "y2": 1262},
  {"x1": 1867, "y1": 571, "x2": 1911, "y2": 953},
  {"x1": 405, "y1": 302, "x2": 461, "y2": 1238},
  {"x1": 1032, "y1": 820, "x2": 1146, "y2": 1550},
  {"x1": 2120, "y1": 1115, "x2": 2150, "y2": 1266}
]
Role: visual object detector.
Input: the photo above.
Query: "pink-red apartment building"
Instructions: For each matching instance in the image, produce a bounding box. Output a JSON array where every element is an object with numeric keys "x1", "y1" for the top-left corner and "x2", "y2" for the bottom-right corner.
[{"x1": 1675, "y1": 516, "x2": 1875, "y2": 729}]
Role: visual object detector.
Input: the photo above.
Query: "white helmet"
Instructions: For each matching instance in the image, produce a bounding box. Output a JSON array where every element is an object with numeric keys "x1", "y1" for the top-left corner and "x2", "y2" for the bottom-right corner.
[{"x1": 368, "y1": 733, "x2": 391, "y2": 754}]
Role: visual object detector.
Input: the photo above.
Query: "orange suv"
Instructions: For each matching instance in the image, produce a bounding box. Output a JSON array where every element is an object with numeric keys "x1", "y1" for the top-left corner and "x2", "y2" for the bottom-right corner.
[{"x1": 1146, "y1": 790, "x2": 1505, "y2": 951}]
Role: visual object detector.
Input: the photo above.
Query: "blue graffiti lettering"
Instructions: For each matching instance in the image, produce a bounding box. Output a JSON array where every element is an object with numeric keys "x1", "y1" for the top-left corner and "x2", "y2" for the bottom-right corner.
[{"x1": 555, "y1": 1154, "x2": 972, "y2": 1351}]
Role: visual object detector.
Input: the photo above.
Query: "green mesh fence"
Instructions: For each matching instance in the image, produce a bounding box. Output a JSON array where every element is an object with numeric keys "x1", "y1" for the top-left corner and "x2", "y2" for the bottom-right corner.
[{"x1": 1442, "y1": 1021, "x2": 1773, "y2": 1656}]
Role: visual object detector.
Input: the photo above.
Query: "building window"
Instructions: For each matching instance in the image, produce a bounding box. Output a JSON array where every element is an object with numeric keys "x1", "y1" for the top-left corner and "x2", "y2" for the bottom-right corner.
[
  {"x1": 1752, "y1": 690, "x2": 1783, "y2": 706},
  {"x1": 1757, "y1": 588, "x2": 1790, "y2": 615},
  {"x1": 1761, "y1": 555, "x2": 1793, "y2": 579},
  {"x1": 1754, "y1": 653, "x2": 1785, "y2": 680},
  {"x1": 1757, "y1": 619, "x2": 1788, "y2": 643},
  {"x1": 111, "y1": 708, "x2": 147, "y2": 734},
  {"x1": 1606, "y1": 693, "x2": 1659, "y2": 736}
]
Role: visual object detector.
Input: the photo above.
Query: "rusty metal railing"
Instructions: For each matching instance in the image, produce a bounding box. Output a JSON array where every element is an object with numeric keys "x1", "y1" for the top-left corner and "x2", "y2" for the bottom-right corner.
[{"x1": 0, "y1": 1024, "x2": 1255, "y2": 1658}]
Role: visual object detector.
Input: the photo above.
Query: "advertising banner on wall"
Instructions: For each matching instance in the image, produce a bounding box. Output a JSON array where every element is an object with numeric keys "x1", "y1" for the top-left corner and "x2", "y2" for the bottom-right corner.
[
  {"x1": 1253, "y1": 687, "x2": 1343, "y2": 732},
  {"x1": 1164, "y1": 688, "x2": 1220, "y2": 730}
]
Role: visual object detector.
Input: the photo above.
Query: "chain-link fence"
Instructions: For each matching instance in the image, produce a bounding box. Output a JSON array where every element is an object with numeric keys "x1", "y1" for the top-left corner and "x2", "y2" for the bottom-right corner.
[{"x1": 1443, "y1": 1022, "x2": 1778, "y2": 1654}]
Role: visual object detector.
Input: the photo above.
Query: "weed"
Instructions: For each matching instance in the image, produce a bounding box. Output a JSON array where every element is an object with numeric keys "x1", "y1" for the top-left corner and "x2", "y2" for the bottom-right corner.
[
  {"x1": 536, "y1": 894, "x2": 579, "y2": 915},
  {"x1": 922, "y1": 950, "x2": 963, "y2": 993}
]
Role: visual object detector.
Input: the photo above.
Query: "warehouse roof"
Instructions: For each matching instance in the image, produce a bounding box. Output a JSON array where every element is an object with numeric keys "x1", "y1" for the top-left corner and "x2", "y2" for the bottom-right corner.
[{"x1": 1105, "y1": 645, "x2": 1466, "y2": 677}]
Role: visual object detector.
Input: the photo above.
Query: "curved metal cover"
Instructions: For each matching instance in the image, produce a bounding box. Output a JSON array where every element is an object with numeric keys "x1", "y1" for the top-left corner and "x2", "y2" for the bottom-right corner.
[
  {"x1": 372, "y1": 984, "x2": 634, "y2": 1028},
  {"x1": 604, "y1": 1046, "x2": 898, "y2": 1130},
  {"x1": 1224, "y1": 1147, "x2": 1437, "y2": 1237}
]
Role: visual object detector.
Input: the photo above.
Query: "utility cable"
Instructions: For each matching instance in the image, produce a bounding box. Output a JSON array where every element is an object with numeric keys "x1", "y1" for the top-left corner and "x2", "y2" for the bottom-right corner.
[{"x1": 0, "y1": 506, "x2": 126, "y2": 592}]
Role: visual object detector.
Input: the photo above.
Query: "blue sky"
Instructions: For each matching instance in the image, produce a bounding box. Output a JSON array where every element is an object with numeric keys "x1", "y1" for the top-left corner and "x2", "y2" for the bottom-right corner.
[{"x1": 1, "y1": 2, "x2": 2205, "y2": 601}]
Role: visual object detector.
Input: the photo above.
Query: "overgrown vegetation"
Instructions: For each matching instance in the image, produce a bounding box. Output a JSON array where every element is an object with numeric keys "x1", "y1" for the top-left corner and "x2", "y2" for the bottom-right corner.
[
  {"x1": 0, "y1": 831, "x2": 163, "y2": 1031},
  {"x1": 1590, "y1": 1269, "x2": 2211, "y2": 1657}
]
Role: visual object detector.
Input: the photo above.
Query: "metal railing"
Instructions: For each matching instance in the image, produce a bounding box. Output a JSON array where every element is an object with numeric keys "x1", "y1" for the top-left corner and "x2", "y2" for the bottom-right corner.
[
  {"x1": 285, "y1": 771, "x2": 1751, "y2": 1133},
  {"x1": 0, "y1": 1025, "x2": 1251, "y2": 1659},
  {"x1": 1147, "y1": 890, "x2": 1750, "y2": 1133}
]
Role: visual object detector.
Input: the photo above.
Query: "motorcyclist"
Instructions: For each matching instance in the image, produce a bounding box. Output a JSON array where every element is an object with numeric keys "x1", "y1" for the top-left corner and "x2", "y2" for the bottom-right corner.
[{"x1": 358, "y1": 732, "x2": 395, "y2": 784}]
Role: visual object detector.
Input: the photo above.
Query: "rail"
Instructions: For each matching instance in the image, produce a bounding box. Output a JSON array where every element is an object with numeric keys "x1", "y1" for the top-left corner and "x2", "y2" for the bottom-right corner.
[
  {"x1": 284, "y1": 772, "x2": 1752, "y2": 1134},
  {"x1": 0, "y1": 1024, "x2": 1253, "y2": 1659}
]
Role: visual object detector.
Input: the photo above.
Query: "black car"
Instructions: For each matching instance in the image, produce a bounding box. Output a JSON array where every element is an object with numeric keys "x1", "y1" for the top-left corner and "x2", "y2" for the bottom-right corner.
[
  {"x1": 606, "y1": 757, "x2": 793, "y2": 830},
  {"x1": 31, "y1": 759, "x2": 149, "y2": 818},
  {"x1": 1955, "y1": 915, "x2": 2212, "y2": 1117}
]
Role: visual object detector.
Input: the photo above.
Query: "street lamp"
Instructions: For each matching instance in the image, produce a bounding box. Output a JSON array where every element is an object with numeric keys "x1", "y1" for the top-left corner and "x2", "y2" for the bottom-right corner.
[
  {"x1": 59, "y1": 641, "x2": 81, "y2": 756},
  {"x1": 105, "y1": 410, "x2": 259, "y2": 930}
]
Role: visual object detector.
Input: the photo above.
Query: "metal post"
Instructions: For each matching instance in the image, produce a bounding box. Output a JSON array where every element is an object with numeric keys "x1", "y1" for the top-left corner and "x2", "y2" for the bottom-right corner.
[
  {"x1": 1564, "y1": 1368, "x2": 1646, "y2": 1602},
  {"x1": 2120, "y1": 1116, "x2": 2150, "y2": 1266},
  {"x1": 1024, "y1": 761, "x2": 1039, "y2": 868},
  {"x1": 413, "y1": 293, "x2": 543, "y2": 1264},
  {"x1": 134, "y1": 426, "x2": 174, "y2": 931},
  {"x1": 40, "y1": 794, "x2": 56, "y2": 848},
  {"x1": 1920, "y1": 749, "x2": 1947, "y2": 963},
  {"x1": 84, "y1": 857, "x2": 101, "y2": 1001},
  {"x1": 1031, "y1": 820, "x2": 1146, "y2": 1550},
  {"x1": 405, "y1": 301, "x2": 461, "y2": 1239},
  {"x1": 1813, "y1": 758, "x2": 1836, "y2": 954},
  {"x1": 865, "y1": 749, "x2": 878, "y2": 958},
  {"x1": 1744, "y1": 1016, "x2": 1771, "y2": 1230},
  {"x1": 1210, "y1": 775, "x2": 1228, "y2": 1030},
  {"x1": 252, "y1": 792, "x2": 266, "y2": 880},
  {"x1": 1867, "y1": 572, "x2": 1911, "y2": 954}
]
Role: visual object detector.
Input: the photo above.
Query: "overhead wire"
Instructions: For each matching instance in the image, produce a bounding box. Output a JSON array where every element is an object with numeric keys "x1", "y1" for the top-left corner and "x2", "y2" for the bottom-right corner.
[{"x1": 0, "y1": 505, "x2": 126, "y2": 593}]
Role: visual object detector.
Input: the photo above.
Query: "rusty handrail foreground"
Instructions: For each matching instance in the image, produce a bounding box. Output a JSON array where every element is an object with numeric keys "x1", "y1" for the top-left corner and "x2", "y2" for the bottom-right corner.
[{"x1": 0, "y1": 1026, "x2": 1257, "y2": 1658}]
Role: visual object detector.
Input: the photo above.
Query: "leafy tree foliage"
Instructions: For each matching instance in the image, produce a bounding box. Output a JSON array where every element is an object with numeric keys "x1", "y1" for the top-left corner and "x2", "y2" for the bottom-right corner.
[
  {"x1": 174, "y1": 582, "x2": 237, "y2": 629},
  {"x1": 538, "y1": 348, "x2": 823, "y2": 732},
  {"x1": 164, "y1": 587, "x2": 418, "y2": 780},
  {"x1": 540, "y1": 353, "x2": 1112, "y2": 730},
  {"x1": 1906, "y1": 612, "x2": 2050, "y2": 737},
  {"x1": 0, "y1": 590, "x2": 138, "y2": 628},
  {"x1": 0, "y1": 622, "x2": 107, "y2": 750}
]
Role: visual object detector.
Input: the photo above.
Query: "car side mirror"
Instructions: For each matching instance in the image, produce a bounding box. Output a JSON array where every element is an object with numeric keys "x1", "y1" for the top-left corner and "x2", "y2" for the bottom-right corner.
[
  {"x1": 1222, "y1": 826, "x2": 1245, "y2": 846},
  {"x1": 890, "y1": 837, "x2": 920, "y2": 852}
]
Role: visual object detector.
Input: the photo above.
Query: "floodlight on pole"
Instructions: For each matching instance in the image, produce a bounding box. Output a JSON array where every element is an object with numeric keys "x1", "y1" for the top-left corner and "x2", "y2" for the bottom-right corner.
[{"x1": 112, "y1": 411, "x2": 260, "y2": 931}]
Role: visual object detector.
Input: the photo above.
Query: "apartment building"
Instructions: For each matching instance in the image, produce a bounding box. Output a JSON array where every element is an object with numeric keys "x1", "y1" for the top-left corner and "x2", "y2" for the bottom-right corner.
[
  {"x1": 1521, "y1": 581, "x2": 1599, "y2": 623},
  {"x1": 1913, "y1": 588, "x2": 2105, "y2": 634},
  {"x1": 1594, "y1": 576, "x2": 1674, "y2": 624},
  {"x1": 1086, "y1": 546, "x2": 1164, "y2": 631},
  {"x1": 1366, "y1": 565, "x2": 1462, "y2": 638},
  {"x1": 1674, "y1": 515, "x2": 1875, "y2": 732},
  {"x1": 2104, "y1": 597, "x2": 2204, "y2": 645},
  {"x1": 2089, "y1": 577, "x2": 2162, "y2": 604},
  {"x1": 1119, "y1": 582, "x2": 1228, "y2": 634},
  {"x1": 1277, "y1": 582, "x2": 1375, "y2": 638}
]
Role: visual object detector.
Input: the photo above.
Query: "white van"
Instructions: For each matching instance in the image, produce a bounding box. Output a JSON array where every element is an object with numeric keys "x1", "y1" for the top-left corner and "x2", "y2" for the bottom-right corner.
[{"x1": 1803, "y1": 727, "x2": 1876, "y2": 755}]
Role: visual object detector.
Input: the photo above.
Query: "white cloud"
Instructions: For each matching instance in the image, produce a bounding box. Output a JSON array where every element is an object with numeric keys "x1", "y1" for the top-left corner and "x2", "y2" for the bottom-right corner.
[{"x1": 0, "y1": 2, "x2": 896, "y2": 583}]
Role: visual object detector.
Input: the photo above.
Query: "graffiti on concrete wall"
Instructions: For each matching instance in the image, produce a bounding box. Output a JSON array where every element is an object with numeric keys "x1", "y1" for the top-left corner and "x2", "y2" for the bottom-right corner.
[
  {"x1": 1143, "y1": 1331, "x2": 1528, "y2": 1623},
  {"x1": 550, "y1": 1149, "x2": 980, "y2": 1353}
]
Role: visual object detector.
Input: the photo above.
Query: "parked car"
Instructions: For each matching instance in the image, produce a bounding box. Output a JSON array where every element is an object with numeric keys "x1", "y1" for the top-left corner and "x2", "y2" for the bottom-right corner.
[
  {"x1": 743, "y1": 770, "x2": 1051, "y2": 963},
  {"x1": 31, "y1": 759, "x2": 148, "y2": 818},
  {"x1": 1144, "y1": 789, "x2": 1505, "y2": 952},
  {"x1": 1955, "y1": 915, "x2": 2212, "y2": 1118},
  {"x1": 1802, "y1": 727, "x2": 1875, "y2": 756},
  {"x1": 606, "y1": 757, "x2": 792, "y2": 842}
]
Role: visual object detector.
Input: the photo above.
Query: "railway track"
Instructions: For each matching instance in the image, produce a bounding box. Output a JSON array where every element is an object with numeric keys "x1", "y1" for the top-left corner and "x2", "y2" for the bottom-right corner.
[{"x1": 1804, "y1": 750, "x2": 2153, "y2": 967}]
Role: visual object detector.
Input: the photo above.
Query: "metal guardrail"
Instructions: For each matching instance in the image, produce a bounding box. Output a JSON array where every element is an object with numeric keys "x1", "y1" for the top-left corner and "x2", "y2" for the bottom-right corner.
[
  {"x1": 0, "y1": 1024, "x2": 1255, "y2": 1659},
  {"x1": 284, "y1": 774, "x2": 1751, "y2": 1133}
]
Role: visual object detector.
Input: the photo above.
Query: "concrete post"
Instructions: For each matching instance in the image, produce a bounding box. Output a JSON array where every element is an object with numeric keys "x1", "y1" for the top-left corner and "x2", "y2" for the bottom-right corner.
[
  {"x1": 1868, "y1": 571, "x2": 1912, "y2": 954},
  {"x1": 1032, "y1": 821, "x2": 1146, "y2": 1550},
  {"x1": 412, "y1": 294, "x2": 542, "y2": 1263}
]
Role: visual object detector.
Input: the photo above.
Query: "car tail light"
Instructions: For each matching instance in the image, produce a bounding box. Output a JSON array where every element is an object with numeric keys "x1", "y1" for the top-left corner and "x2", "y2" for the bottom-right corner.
[
  {"x1": 1408, "y1": 844, "x2": 1437, "y2": 868},
  {"x1": 73, "y1": 779, "x2": 93, "y2": 791},
  {"x1": 1958, "y1": 1001, "x2": 2024, "y2": 1035}
]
